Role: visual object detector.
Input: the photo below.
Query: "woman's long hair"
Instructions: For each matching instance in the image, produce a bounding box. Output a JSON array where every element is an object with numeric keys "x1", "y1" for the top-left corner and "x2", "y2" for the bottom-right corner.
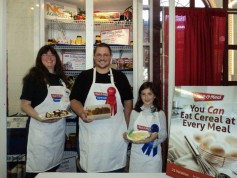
[
  {"x1": 134, "y1": 82, "x2": 161, "y2": 112},
  {"x1": 23, "y1": 45, "x2": 70, "y2": 87}
]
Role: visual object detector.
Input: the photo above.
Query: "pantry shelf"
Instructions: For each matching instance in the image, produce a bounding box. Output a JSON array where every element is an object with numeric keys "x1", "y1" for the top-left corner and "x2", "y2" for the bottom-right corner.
[
  {"x1": 46, "y1": 19, "x2": 132, "y2": 31},
  {"x1": 51, "y1": 44, "x2": 133, "y2": 51}
]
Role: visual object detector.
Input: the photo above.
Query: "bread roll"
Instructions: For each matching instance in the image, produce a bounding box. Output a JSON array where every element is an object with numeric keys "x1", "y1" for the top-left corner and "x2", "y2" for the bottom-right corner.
[
  {"x1": 199, "y1": 136, "x2": 216, "y2": 150},
  {"x1": 209, "y1": 143, "x2": 226, "y2": 157},
  {"x1": 225, "y1": 136, "x2": 237, "y2": 149},
  {"x1": 225, "y1": 149, "x2": 237, "y2": 157},
  {"x1": 193, "y1": 133, "x2": 202, "y2": 143}
]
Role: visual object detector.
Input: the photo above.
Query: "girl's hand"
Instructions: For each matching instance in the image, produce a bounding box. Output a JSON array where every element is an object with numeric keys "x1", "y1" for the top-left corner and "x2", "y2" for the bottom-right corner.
[
  {"x1": 133, "y1": 132, "x2": 158, "y2": 144},
  {"x1": 123, "y1": 132, "x2": 129, "y2": 141},
  {"x1": 133, "y1": 137, "x2": 150, "y2": 144}
]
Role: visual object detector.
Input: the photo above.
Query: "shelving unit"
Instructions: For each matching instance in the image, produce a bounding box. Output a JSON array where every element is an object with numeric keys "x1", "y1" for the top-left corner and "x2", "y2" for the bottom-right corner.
[
  {"x1": 45, "y1": 19, "x2": 133, "y2": 46},
  {"x1": 46, "y1": 15, "x2": 134, "y2": 86},
  {"x1": 44, "y1": 0, "x2": 137, "y2": 172}
]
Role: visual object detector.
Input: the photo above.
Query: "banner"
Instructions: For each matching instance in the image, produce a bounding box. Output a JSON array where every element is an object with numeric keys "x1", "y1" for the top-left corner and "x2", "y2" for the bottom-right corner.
[
  {"x1": 101, "y1": 28, "x2": 130, "y2": 45},
  {"x1": 45, "y1": 1, "x2": 77, "y2": 20},
  {"x1": 62, "y1": 52, "x2": 86, "y2": 70},
  {"x1": 166, "y1": 86, "x2": 237, "y2": 178}
]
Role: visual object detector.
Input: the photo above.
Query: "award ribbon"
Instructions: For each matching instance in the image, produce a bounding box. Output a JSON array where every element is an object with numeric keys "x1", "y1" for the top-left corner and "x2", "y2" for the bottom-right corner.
[
  {"x1": 105, "y1": 87, "x2": 117, "y2": 115},
  {"x1": 141, "y1": 124, "x2": 159, "y2": 157}
]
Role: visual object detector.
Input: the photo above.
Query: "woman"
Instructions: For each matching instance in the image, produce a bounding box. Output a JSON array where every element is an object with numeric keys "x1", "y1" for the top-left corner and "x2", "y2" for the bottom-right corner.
[
  {"x1": 20, "y1": 45, "x2": 71, "y2": 178},
  {"x1": 123, "y1": 82, "x2": 167, "y2": 172}
]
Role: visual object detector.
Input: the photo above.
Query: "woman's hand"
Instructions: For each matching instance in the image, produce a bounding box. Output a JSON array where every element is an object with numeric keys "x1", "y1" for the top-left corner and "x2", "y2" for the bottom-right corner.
[
  {"x1": 21, "y1": 99, "x2": 60, "y2": 123},
  {"x1": 37, "y1": 115, "x2": 62, "y2": 123}
]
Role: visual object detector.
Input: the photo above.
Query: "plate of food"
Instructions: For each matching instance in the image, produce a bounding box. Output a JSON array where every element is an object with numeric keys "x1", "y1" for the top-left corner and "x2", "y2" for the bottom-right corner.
[
  {"x1": 42, "y1": 109, "x2": 72, "y2": 120},
  {"x1": 85, "y1": 104, "x2": 111, "y2": 120},
  {"x1": 127, "y1": 130, "x2": 151, "y2": 142}
]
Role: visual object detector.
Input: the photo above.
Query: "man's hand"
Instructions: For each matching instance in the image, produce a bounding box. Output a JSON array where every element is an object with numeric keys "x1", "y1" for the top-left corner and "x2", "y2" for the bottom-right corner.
[{"x1": 80, "y1": 111, "x2": 93, "y2": 123}]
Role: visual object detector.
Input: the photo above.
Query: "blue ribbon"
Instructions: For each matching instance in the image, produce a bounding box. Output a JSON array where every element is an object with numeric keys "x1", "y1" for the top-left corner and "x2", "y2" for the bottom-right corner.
[{"x1": 141, "y1": 124, "x2": 159, "y2": 157}]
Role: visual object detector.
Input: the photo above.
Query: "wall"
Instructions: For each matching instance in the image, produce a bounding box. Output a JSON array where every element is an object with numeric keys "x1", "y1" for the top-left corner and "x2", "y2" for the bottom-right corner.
[
  {"x1": 0, "y1": 0, "x2": 7, "y2": 176},
  {"x1": 7, "y1": 0, "x2": 35, "y2": 115}
]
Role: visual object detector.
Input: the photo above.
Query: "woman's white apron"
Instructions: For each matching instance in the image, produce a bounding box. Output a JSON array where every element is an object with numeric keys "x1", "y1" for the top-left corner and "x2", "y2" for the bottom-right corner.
[{"x1": 26, "y1": 81, "x2": 70, "y2": 172}]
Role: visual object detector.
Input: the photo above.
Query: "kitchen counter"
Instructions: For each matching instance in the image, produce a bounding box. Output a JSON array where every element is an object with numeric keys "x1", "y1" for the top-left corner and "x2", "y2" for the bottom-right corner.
[{"x1": 36, "y1": 172, "x2": 172, "y2": 178}]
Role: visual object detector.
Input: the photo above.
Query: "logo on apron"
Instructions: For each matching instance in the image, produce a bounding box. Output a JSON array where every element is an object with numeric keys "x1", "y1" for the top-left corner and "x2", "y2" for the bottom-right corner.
[
  {"x1": 94, "y1": 92, "x2": 107, "y2": 100},
  {"x1": 137, "y1": 125, "x2": 149, "y2": 131},
  {"x1": 51, "y1": 94, "x2": 63, "y2": 102}
]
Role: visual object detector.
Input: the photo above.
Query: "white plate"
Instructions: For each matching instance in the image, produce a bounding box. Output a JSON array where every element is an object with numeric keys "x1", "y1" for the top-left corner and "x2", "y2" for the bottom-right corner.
[
  {"x1": 127, "y1": 130, "x2": 150, "y2": 142},
  {"x1": 42, "y1": 111, "x2": 73, "y2": 120}
]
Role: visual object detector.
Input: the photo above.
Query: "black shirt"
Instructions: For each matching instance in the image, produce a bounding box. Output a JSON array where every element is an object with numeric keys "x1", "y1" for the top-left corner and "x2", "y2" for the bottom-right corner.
[
  {"x1": 20, "y1": 73, "x2": 63, "y2": 108},
  {"x1": 70, "y1": 68, "x2": 133, "y2": 106}
]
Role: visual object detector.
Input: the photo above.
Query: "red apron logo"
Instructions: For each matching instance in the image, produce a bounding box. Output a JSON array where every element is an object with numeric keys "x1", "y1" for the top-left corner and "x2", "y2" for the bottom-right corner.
[
  {"x1": 192, "y1": 92, "x2": 224, "y2": 101},
  {"x1": 94, "y1": 92, "x2": 107, "y2": 100},
  {"x1": 51, "y1": 94, "x2": 63, "y2": 102},
  {"x1": 137, "y1": 125, "x2": 149, "y2": 131}
]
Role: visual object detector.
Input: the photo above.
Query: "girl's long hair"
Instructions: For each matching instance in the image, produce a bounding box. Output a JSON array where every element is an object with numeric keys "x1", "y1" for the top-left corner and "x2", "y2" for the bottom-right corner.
[{"x1": 134, "y1": 82, "x2": 161, "y2": 112}]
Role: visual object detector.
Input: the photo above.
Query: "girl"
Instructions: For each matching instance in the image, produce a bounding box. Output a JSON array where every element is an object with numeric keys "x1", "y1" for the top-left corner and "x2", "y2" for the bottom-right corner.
[{"x1": 124, "y1": 82, "x2": 167, "y2": 172}]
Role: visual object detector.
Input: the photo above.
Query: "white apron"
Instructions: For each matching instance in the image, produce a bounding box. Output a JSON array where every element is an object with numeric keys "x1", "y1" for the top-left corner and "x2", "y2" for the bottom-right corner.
[
  {"x1": 129, "y1": 111, "x2": 162, "y2": 173},
  {"x1": 79, "y1": 68, "x2": 128, "y2": 172},
  {"x1": 26, "y1": 81, "x2": 70, "y2": 172}
]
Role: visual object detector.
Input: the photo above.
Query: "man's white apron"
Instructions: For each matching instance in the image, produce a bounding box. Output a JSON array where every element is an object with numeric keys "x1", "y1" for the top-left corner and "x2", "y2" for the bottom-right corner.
[{"x1": 79, "y1": 68, "x2": 128, "y2": 172}]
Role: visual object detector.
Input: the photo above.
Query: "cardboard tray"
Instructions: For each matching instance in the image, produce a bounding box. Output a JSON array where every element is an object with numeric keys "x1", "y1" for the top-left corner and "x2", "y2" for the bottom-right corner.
[{"x1": 85, "y1": 104, "x2": 111, "y2": 120}]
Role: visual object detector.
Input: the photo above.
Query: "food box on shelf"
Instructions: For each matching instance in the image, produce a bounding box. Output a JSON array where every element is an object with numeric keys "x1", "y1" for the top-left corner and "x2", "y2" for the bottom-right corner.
[
  {"x1": 45, "y1": 1, "x2": 77, "y2": 20},
  {"x1": 93, "y1": 11, "x2": 120, "y2": 21},
  {"x1": 111, "y1": 58, "x2": 133, "y2": 70},
  {"x1": 101, "y1": 28, "x2": 130, "y2": 45},
  {"x1": 62, "y1": 52, "x2": 86, "y2": 70}
]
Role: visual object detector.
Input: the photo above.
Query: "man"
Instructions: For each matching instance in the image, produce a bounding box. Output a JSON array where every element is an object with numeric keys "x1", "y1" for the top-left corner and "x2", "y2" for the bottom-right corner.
[{"x1": 70, "y1": 43, "x2": 133, "y2": 172}]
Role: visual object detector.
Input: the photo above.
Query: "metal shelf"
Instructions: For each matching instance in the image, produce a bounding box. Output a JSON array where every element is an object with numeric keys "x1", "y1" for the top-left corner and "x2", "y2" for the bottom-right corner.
[
  {"x1": 65, "y1": 69, "x2": 133, "y2": 76},
  {"x1": 46, "y1": 19, "x2": 132, "y2": 31},
  {"x1": 52, "y1": 44, "x2": 86, "y2": 50},
  {"x1": 65, "y1": 70, "x2": 82, "y2": 76},
  {"x1": 51, "y1": 44, "x2": 133, "y2": 51}
]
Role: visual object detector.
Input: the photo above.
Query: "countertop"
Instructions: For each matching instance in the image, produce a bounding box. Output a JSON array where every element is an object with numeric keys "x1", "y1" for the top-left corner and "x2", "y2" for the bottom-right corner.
[{"x1": 36, "y1": 172, "x2": 172, "y2": 178}]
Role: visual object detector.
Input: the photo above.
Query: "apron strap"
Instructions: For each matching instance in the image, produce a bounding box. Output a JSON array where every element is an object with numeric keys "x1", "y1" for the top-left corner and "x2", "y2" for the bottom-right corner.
[
  {"x1": 109, "y1": 68, "x2": 115, "y2": 84},
  {"x1": 93, "y1": 68, "x2": 115, "y2": 85},
  {"x1": 93, "y1": 68, "x2": 96, "y2": 84}
]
